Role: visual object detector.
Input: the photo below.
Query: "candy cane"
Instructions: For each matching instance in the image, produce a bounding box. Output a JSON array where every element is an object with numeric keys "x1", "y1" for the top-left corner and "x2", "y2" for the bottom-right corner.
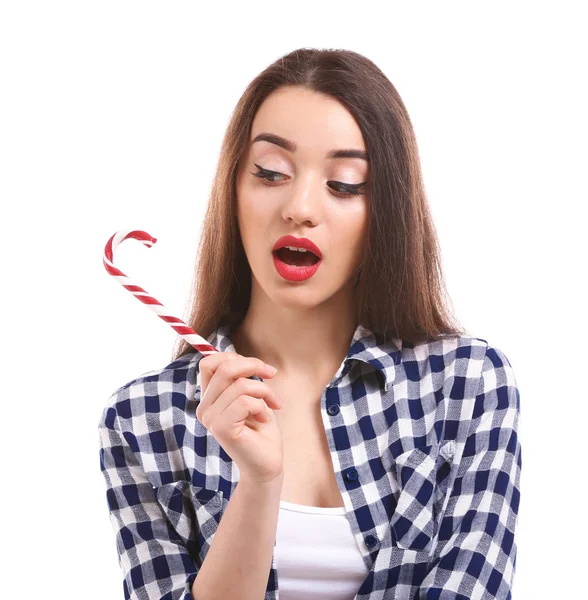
[{"x1": 102, "y1": 229, "x2": 220, "y2": 356}]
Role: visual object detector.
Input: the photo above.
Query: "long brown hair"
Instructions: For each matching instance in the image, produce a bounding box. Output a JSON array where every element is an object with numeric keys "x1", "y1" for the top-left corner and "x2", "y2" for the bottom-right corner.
[{"x1": 171, "y1": 48, "x2": 467, "y2": 361}]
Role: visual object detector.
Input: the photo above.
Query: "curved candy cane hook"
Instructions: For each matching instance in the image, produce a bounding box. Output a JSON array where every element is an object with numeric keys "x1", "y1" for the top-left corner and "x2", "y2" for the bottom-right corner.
[{"x1": 103, "y1": 229, "x2": 220, "y2": 356}]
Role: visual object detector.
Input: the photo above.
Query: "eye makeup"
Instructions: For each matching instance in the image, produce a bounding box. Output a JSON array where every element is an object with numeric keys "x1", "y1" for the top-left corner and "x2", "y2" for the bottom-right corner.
[{"x1": 250, "y1": 164, "x2": 367, "y2": 198}]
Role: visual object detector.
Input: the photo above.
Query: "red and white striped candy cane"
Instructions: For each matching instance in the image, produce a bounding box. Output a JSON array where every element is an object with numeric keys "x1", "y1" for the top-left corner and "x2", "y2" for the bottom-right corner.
[{"x1": 102, "y1": 229, "x2": 220, "y2": 356}]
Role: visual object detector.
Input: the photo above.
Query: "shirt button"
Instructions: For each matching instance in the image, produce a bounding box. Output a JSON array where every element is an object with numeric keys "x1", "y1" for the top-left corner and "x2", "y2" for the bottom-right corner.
[
  {"x1": 345, "y1": 468, "x2": 359, "y2": 482},
  {"x1": 327, "y1": 404, "x2": 340, "y2": 416},
  {"x1": 365, "y1": 535, "x2": 378, "y2": 548}
]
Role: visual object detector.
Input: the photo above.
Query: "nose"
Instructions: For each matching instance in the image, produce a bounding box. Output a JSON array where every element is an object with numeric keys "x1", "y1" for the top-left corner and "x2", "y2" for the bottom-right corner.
[{"x1": 281, "y1": 172, "x2": 321, "y2": 226}]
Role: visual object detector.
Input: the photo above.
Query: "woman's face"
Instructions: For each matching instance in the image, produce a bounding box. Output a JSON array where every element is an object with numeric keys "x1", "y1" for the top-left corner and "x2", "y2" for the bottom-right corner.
[{"x1": 235, "y1": 86, "x2": 369, "y2": 309}]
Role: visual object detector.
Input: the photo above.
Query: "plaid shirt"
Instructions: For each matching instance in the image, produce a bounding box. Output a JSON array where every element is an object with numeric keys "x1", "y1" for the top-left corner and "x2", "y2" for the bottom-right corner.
[{"x1": 98, "y1": 323, "x2": 522, "y2": 599}]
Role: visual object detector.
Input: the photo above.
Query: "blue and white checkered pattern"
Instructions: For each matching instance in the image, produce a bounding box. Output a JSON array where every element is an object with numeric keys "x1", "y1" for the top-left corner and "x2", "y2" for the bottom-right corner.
[{"x1": 98, "y1": 323, "x2": 522, "y2": 599}]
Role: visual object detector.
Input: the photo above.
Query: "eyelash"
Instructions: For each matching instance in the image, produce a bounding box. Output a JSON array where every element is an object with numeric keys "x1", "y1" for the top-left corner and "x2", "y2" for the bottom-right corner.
[{"x1": 250, "y1": 164, "x2": 367, "y2": 198}]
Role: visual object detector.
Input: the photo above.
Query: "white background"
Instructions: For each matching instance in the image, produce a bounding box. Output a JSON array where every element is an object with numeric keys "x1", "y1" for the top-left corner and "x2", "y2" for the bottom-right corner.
[{"x1": 1, "y1": 2, "x2": 586, "y2": 598}]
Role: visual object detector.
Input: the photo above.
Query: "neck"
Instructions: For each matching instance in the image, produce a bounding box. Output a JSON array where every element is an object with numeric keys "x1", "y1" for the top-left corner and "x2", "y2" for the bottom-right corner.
[{"x1": 230, "y1": 287, "x2": 358, "y2": 383}]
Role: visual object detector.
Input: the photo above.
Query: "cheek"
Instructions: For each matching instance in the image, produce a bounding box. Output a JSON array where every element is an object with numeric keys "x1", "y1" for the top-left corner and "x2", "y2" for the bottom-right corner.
[
  {"x1": 241, "y1": 197, "x2": 268, "y2": 229},
  {"x1": 238, "y1": 175, "x2": 265, "y2": 213},
  {"x1": 236, "y1": 173, "x2": 262, "y2": 220},
  {"x1": 340, "y1": 207, "x2": 368, "y2": 252},
  {"x1": 329, "y1": 225, "x2": 365, "y2": 273},
  {"x1": 237, "y1": 191, "x2": 271, "y2": 248}
]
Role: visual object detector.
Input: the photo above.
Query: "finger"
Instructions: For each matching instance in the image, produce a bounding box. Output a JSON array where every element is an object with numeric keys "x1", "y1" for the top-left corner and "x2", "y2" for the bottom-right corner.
[
  {"x1": 200, "y1": 352, "x2": 240, "y2": 405},
  {"x1": 201, "y1": 355, "x2": 276, "y2": 411},
  {"x1": 203, "y1": 377, "x2": 280, "y2": 427},
  {"x1": 215, "y1": 394, "x2": 269, "y2": 432}
]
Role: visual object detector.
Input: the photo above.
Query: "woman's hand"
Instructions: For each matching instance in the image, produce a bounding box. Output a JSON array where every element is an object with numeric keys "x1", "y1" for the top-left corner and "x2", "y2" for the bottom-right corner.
[{"x1": 196, "y1": 352, "x2": 284, "y2": 484}]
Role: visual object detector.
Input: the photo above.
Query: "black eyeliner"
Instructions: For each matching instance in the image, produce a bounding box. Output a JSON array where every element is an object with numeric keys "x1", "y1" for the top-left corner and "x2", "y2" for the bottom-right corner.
[{"x1": 251, "y1": 164, "x2": 366, "y2": 195}]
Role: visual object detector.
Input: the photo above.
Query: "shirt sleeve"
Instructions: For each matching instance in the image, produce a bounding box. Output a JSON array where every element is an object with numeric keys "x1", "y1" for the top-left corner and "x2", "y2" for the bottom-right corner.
[
  {"x1": 418, "y1": 344, "x2": 522, "y2": 600},
  {"x1": 98, "y1": 399, "x2": 199, "y2": 600}
]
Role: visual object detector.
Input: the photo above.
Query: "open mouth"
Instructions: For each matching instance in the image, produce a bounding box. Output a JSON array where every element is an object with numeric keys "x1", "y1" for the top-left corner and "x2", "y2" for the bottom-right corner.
[{"x1": 273, "y1": 247, "x2": 321, "y2": 267}]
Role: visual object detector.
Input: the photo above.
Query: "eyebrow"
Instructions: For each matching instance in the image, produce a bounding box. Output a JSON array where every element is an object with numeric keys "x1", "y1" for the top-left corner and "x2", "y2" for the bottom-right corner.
[{"x1": 251, "y1": 132, "x2": 369, "y2": 162}]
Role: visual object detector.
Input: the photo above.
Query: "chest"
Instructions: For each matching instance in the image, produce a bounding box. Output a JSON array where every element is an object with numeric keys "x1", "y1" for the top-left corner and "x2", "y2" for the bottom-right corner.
[{"x1": 271, "y1": 383, "x2": 344, "y2": 509}]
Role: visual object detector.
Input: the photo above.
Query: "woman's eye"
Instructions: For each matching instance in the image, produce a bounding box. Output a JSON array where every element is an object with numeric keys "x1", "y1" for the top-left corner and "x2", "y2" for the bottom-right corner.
[
  {"x1": 327, "y1": 180, "x2": 367, "y2": 197},
  {"x1": 250, "y1": 164, "x2": 367, "y2": 197},
  {"x1": 250, "y1": 164, "x2": 286, "y2": 183}
]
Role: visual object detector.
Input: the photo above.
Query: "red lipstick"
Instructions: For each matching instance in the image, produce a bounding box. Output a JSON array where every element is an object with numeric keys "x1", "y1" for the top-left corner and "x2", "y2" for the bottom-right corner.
[{"x1": 272, "y1": 235, "x2": 323, "y2": 282}]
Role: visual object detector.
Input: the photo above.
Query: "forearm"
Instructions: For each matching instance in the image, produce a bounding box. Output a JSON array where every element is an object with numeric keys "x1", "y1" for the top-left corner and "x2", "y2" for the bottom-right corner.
[{"x1": 191, "y1": 475, "x2": 283, "y2": 600}]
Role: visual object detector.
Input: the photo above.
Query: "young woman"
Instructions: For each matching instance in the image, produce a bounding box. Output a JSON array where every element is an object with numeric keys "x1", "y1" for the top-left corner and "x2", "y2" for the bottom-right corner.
[{"x1": 99, "y1": 48, "x2": 522, "y2": 600}]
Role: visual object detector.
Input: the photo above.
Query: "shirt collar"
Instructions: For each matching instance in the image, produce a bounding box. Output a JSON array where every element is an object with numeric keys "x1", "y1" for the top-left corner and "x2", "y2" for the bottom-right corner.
[
  {"x1": 345, "y1": 323, "x2": 403, "y2": 393},
  {"x1": 209, "y1": 322, "x2": 402, "y2": 393}
]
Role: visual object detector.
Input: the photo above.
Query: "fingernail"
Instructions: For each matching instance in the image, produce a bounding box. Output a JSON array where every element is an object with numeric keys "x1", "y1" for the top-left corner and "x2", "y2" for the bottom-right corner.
[{"x1": 265, "y1": 363, "x2": 278, "y2": 375}]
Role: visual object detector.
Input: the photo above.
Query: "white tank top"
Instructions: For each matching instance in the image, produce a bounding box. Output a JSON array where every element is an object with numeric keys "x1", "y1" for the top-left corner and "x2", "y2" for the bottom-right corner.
[{"x1": 275, "y1": 500, "x2": 370, "y2": 599}]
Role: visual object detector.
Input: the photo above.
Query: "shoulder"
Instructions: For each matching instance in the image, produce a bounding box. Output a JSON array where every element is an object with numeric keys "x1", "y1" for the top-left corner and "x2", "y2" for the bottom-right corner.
[
  {"x1": 400, "y1": 333, "x2": 488, "y2": 382},
  {"x1": 405, "y1": 333, "x2": 515, "y2": 373},
  {"x1": 419, "y1": 334, "x2": 520, "y2": 417},
  {"x1": 99, "y1": 352, "x2": 201, "y2": 427},
  {"x1": 399, "y1": 334, "x2": 518, "y2": 407},
  {"x1": 476, "y1": 341, "x2": 520, "y2": 415}
]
